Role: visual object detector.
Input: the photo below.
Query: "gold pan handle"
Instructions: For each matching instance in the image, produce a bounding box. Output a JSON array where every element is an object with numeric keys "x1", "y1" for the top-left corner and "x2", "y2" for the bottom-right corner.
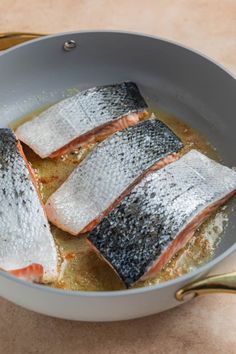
[
  {"x1": 176, "y1": 271, "x2": 236, "y2": 301},
  {"x1": 0, "y1": 32, "x2": 45, "y2": 51}
]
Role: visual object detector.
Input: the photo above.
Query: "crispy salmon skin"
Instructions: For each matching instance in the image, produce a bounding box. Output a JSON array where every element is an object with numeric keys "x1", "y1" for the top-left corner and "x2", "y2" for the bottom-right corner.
[
  {"x1": 45, "y1": 118, "x2": 183, "y2": 235},
  {"x1": 16, "y1": 82, "x2": 148, "y2": 158},
  {"x1": 88, "y1": 150, "x2": 236, "y2": 287},
  {"x1": 0, "y1": 129, "x2": 58, "y2": 283}
]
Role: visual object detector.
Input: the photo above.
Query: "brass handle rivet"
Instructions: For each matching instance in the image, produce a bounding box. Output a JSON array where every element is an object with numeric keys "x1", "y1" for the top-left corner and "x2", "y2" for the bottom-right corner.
[{"x1": 63, "y1": 40, "x2": 76, "y2": 52}]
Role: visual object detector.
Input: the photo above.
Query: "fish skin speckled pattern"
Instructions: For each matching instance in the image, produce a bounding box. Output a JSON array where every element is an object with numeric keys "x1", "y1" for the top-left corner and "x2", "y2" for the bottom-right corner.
[
  {"x1": 0, "y1": 129, "x2": 58, "y2": 283},
  {"x1": 45, "y1": 118, "x2": 183, "y2": 235},
  {"x1": 88, "y1": 150, "x2": 236, "y2": 287},
  {"x1": 15, "y1": 82, "x2": 148, "y2": 158}
]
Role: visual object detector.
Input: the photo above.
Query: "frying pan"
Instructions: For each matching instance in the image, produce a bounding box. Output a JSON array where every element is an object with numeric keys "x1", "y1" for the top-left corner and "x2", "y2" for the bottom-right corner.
[{"x1": 0, "y1": 31, "x2": 235, "y2": 322}]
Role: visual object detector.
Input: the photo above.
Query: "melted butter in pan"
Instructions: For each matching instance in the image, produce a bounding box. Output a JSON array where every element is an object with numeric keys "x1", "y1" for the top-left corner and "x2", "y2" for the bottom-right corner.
[{"x1": 10, "y1": 106, "x2": 227, "y2": 291}]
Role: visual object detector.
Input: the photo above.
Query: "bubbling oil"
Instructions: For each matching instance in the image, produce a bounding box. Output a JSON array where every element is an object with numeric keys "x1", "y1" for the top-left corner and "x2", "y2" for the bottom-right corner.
[{"x1": 10, "y1": 106, "x2": 227, "y2": 291}]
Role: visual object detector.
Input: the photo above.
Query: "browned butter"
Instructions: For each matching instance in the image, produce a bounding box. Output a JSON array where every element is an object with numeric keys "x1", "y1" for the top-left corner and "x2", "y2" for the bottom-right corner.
[{"x1": 10, "y1": 107, "x2": 227, "y2": 291}]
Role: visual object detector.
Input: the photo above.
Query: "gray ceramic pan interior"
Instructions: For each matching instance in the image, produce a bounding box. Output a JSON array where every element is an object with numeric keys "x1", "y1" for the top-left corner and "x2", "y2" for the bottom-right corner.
[{"x1": 0, "y1": 31, "x2": 235, "y2": 284}]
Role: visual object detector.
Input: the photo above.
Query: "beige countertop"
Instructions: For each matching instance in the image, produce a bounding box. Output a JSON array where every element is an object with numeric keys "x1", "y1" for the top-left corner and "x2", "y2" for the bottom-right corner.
[{"x1": 0, "y1": 1, "x2": 236, "y2": 353}]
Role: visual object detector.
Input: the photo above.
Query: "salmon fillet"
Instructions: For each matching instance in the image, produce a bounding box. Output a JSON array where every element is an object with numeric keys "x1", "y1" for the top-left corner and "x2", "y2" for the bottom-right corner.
[
  {"x1": 45, "y1": 118, "x2": 183, "y2": 235},
  {"x1": 16, "y1": 82, "x2": 148, "y2": 158},
  {"x1": 88, "y1": 150, "x2": 236, "y2": 287},
  {"x1": 0, "y1": 129, "x2": 58, "y2": 283}
]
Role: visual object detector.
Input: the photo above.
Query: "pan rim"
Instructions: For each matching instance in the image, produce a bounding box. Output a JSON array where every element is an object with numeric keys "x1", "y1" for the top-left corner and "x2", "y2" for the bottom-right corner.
[
  {"x1": 1, "y1": 245, "x2": 235, "y2": 297},
  {"x1": 0, "y1": 30, "x2": 235, "y2": 297},
  {"x1": 1, "y1": 29, "x2": 235, "y2": 80}
]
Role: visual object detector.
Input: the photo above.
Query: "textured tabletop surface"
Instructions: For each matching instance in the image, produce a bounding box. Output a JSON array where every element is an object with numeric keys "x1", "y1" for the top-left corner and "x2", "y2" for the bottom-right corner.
[{"x1": 0, "y1": 1, "x2": 236, "y2": 353}]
